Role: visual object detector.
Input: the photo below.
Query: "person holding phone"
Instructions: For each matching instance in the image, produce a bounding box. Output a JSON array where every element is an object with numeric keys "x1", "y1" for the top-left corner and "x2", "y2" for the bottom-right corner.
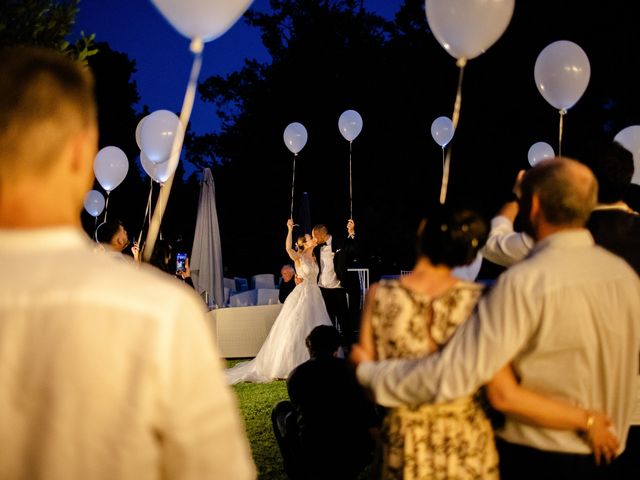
[{"x1": 175, "y1": 252, "x2": 194, "y2": 288}]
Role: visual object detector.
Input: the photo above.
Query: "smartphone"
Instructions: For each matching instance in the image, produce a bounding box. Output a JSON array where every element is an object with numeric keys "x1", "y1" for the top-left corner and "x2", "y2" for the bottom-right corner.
[{"x1": 176, "y1": 252, "x2": 187, "y2": 274}]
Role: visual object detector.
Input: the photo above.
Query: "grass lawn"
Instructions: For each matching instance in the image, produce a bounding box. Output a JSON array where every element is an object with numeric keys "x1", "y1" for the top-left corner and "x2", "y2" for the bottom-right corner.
[{"x1": 228, "y1": 360, "x2": 289, "y2": 480}]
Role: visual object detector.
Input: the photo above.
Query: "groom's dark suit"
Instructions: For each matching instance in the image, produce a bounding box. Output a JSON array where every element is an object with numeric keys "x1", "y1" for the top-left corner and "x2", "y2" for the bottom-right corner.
[{"x1": 313, "y1": 234, "x2": 360, "y2": 345}]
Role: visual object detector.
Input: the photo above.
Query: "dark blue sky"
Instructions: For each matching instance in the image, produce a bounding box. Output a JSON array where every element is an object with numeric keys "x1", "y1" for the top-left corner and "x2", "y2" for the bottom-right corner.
[{"x1": 75, "y1": 0, "x2": 401, "y2": 135}]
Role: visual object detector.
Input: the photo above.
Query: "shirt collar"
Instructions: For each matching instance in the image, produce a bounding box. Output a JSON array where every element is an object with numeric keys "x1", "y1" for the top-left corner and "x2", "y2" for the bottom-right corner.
[{"x1": 530, "y1": 229, "x2": 594, "y2": 256}]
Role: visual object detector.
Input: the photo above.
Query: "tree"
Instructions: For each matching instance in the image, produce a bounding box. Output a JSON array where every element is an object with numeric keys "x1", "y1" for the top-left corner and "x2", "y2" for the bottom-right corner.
[{"x1": 0, "y1": 0, "x2": 96, "y2": 61}]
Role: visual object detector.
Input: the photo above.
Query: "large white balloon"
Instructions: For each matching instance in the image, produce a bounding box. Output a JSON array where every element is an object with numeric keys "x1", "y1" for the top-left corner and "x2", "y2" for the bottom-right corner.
[
  {"x1": 614, "y1": 126, "x2": 640, "y2": 185},
  {"x1": 338, "y1": 110, "x2": 363, "y2": 142},
  {"x1": 527, "y1": 142, "x2": 555, "y2": 166},
  {"x1": 283, "y1": 122, "x2": 308, "y2": 154},
  {"x1": 94, "y1": 146, "x2": 129, "y2": 193},
  {"x1": 425, "y1": 0, "x2": 515, "y2": 61},
  {"x1": 139, "y1": 110, "x2": 182, "y2": 164},
  {"x1": 151, "y1": 0, "x2": 253, "y2": 42},
  {"x1": 431, "y1": 116, "x2": 455, "y2": 147},
  {"x1": 534, "y1": 40, "x2": 591, "y2": 112},
  {"x1": 135, "y1": 115, "x2": 148, "y2": 150},
  {"x1": 139, "y1": 151, "x2": 176, "y2": 184},
  {"x1": 83, "y1": 190, "x2": 105, "y2": 217}
]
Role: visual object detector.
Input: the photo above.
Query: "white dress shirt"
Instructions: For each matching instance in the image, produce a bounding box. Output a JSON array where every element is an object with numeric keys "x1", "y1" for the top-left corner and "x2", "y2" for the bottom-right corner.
[
  {"x1": 358, "y1": 230, "x2": 640, "y2": 454},
  {"x1": 0, "y1": 228, "x2": 256, "y2": 480},
  {"x1": 481, "y1": 215, "x2": 534, "y2": 267},
  {"x1": 318, "y1": 235, "x2": 341, "y2": 289}
]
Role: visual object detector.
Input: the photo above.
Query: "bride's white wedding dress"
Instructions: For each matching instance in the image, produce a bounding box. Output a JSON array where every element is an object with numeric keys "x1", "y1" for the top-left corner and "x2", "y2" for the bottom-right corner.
[{"x1": 225, "y1": 254, "x2": 333, "y2": 384}]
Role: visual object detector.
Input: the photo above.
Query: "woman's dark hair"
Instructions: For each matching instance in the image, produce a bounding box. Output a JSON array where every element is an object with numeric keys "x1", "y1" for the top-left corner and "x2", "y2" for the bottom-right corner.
[
  {"x1": 417, "y1": 206, "x2": 488, "y2": 268},
  {"x1": 149, "y1": 239, "x2": 174, "y2": 273}
]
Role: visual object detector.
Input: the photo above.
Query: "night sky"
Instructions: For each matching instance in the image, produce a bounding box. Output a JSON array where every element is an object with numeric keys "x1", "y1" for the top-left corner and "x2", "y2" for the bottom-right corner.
[{"x1": 74, "y1": 0, "x2": 400, "y2": 135}]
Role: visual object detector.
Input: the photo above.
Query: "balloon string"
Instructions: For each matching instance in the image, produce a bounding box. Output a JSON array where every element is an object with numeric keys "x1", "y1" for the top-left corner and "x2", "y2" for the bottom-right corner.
[
  {"x1": 558, "y1": 109, "x2": 566, "y2": 158},
  {"x1": 349, "y1": 141, "x2": 353, "y2": 219},
  {"x1": 440, "y1": 60, "x2": 465, "y2": 204},
  {"x1": 137, "y1": 178, "x2": 154, "y2": 255},
  {"x1": 143, "y1": 38, "x2": 203, "y2": 262},
  {"x1": 290, "y1": 153, "x2": 297, "y2": 219},
  {"x1": 104, "y1": 192, "x2": 110, "y2": 222}
]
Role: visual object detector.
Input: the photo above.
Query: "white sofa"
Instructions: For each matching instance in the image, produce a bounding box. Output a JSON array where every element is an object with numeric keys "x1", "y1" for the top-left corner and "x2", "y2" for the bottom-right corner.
[{"x1": 207, "y1": 304, "x2": 283, "y2": 358}]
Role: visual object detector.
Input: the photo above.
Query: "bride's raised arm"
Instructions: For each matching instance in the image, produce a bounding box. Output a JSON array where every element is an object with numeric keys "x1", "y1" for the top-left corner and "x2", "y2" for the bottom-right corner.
[{"x1": 285, "y1": 219, "x2": 299, "y2": 262}]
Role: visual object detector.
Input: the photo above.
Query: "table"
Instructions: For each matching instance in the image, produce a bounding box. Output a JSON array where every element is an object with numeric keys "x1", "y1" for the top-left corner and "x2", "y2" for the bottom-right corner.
[{"x1": 207, "y1": 304, "x2": 283, "y2": 358}]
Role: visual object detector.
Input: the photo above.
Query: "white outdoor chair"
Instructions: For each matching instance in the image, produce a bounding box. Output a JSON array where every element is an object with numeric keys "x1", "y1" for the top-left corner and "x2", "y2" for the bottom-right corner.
[
  {"x1": 256, "y1": 288, "x2": 280, "y2": 305},
  {"x1": 229, "y1": 289, "x2": 257, "y2": 307},
  {"x1": 251, "y1": 273, "x2": 276, "y2": 290}
]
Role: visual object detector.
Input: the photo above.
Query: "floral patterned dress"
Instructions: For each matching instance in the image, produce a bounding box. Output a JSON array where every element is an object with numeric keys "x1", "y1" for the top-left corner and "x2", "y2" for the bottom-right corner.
[{"x1": 370, "y1": 279, "x2": 499, "y2": 480}]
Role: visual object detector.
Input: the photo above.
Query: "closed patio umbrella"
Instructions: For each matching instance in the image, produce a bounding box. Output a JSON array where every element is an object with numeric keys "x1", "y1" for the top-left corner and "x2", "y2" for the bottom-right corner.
[{"x1": 190, "y1": 168, "x2": 224, "y2": 308}]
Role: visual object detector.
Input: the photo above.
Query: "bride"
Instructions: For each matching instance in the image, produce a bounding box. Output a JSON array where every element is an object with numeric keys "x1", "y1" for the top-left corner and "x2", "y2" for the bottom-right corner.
[{"x1": 225, "y1": 219, "x2": 333, "y2": 384}]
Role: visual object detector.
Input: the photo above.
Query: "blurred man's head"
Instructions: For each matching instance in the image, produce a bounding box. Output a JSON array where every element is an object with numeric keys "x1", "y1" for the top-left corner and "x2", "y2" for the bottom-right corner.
[
  {"x1": 305, "y1": 325, "x2": 341, "y2": 359},
  {"x1": 0, "y1": 46, "x2": 98, "y2": 227},
  {"x1": 519, "y1": 157, "x2": 598, "y2": 240},
  {"x1": 96, "y1": 220, "x2": 129, "y2": 252}
]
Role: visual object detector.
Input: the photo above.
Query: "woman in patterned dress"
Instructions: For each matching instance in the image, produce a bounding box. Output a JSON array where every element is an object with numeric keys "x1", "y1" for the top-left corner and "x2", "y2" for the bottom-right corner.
[{"x1": 357, "y1": 207, "x2": 618, "y2": 480}]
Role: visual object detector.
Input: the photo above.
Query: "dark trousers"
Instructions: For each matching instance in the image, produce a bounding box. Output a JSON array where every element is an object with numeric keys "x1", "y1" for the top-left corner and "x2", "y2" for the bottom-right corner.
[
  {"x1": 497, "y1": 437, "x2": 613, "y2": 480},
  {"x1": 609, "y1": 425, "x2": 640, "y2": 479},
  {"x1": 319, "y1": 287, "x2": 353, "y2": 343}
]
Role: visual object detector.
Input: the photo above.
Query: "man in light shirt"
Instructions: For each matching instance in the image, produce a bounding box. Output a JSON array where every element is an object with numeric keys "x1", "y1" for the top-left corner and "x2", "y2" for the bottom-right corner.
[
  {"x1": 351, "y1": 158, "x2": 640, "y2": 479},
  {"x1": 96, "y1": 218, "x2": 139, "y2": 262},
  {"x1": 0, "y1": 47, "x2": 255, "y2": 480}
]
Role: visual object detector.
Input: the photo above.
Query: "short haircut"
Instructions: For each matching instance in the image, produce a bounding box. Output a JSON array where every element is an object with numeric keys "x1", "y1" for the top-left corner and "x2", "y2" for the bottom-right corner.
[
  {"x1": 417, "y1": 206, "x2": 488, "y2": 268},
  {"x1": 0, "y1": 46, "x2": 96, "y2": 178},
  {"x1": 305, "y1": 325, "x2": 341, "y2": 358},
  {"x1": 312, "y1": 224, "x2": 328, "y2": 235},
  {"x1": 96, "y1": 219, "x2": 124, "y2": 244},
  {"x1": 520, "y1": 158, "x2": 597, "y2": 227},
  {"x1": 586, "y1": 141, "x2": 633, "y2": 203}
]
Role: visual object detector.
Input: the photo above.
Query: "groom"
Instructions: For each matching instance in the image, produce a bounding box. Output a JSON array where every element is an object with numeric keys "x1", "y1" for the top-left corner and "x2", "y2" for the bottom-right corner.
[{"x1": 312, "y1": 219, "x2": 360, "y2": 346}]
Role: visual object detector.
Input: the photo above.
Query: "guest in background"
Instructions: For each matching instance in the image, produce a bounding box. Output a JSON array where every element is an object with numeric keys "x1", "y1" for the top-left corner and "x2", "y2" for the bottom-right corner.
[
  {"x1": 272, "y1": 325, "x2": 378, "y2": 480},
  {"x1": 278, "y1": 264, "x2": 297, "y2": 303},
  {"x1": 96, "y1": 218, "x2": 140, "y2": 263},
  {"x1": 0, "y1": 46, "x2": 255, "y2": 480}
]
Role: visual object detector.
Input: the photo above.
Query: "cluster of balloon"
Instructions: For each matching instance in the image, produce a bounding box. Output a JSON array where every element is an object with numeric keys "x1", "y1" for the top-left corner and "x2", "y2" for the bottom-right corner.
[
  {"x1": 614, "y1": 126, "x2": 640, "y2": 185},
  {"x1": 284, "y1": 122, "x2": 308, "y2": 218},
  {"x1": 425, "y1": 0, "x2": 515, "y2": 203},
  {"x1": 534, "y1": 40, "x2": 590, "y2": 157},
  {"x1": 338, "y1": 110, "x2": 363, "y2": 219},
  {"x1": 527, "y1": 142, "x2": 555, "y2": 167},
  {"x1": 91, "y1": 146, "x2": 129, "y2": 221},
  {"x1": 141, "y1": 0, "x2": 254, "y2": 263}
]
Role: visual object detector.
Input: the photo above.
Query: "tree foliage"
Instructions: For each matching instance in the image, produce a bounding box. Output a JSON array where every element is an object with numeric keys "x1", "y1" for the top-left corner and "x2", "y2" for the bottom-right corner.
[{"x1": 0, "y1": 0, "x2": 97, "y2": 61}]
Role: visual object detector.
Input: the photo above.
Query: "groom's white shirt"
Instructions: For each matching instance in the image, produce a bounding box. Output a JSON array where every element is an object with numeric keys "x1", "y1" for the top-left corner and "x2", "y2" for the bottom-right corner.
[{"x1": 318, "y1": 235, "x2": 341, "y2": 288}]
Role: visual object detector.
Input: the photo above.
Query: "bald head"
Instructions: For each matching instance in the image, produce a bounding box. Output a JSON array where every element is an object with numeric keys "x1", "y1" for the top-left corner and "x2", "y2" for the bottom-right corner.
[{"x1": 520, "y1": 157, "x2": 598, "y2": 229}]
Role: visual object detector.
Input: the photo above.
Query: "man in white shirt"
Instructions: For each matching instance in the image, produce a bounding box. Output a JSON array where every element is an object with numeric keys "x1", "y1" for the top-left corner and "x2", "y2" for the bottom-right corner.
[
  {"x1": 351, "y1": 158, "x2": 640, "y2": 479},
  {"x1": 0, "y1": 47, "x2": 255, "y2": 480},
  {"x1": 96, "y1": 218, "x2": 139, "y2": 262}
]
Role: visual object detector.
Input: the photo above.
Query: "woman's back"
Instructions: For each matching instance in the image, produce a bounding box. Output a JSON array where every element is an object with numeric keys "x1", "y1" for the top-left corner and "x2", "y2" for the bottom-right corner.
[{"x1": 370, "y1": 279, "x2": 498, "y2": 480}]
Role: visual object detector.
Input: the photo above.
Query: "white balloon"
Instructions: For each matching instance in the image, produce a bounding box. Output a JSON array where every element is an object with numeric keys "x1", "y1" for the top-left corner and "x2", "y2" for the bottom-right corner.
[
  {"x1": 283, "y1": 122, "x2": 308, "y2": 154},
  {"x1": 139, "y1": 110, "x2": 182, "y2": 164},
  {"x1": 614, "y1": 126, "x2": 640, "y2": 185},
  {"x1": 94, "y1": 146, "x2": 129, "y2": 193},
  {"x1": 338, "y1": 110, "x2": 363, "y2": 142},
  {"x1": 139, "y1": 151, "x2": 175, "y2": 184},
  {"x1": 527, "y1": 142, "x2": 555, "y2": 166},
  {"x1": 425, "y1": 0, "x2": 515, "y2": 61},
  {"x1": 534, "y1": 40, "x2": 591, "y2": 111},
  {"x1": 151, "y1": 0, "x2": 253, "y2": 42},
  {"x1": 430, "y1": 116, "x2": 455, "y2": 147},
  {"x1": 135, "y1": 115, "x2": 148, "y2": 150},
  {"x1": 83, "y1": 190, "x2": 105, "y2": 217}
]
